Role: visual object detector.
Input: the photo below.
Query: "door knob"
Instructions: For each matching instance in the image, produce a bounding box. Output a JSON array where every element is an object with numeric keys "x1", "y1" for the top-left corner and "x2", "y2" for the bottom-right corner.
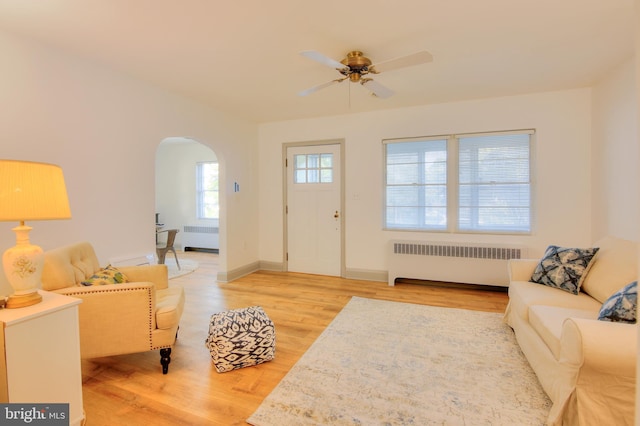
[{"x1": 334, "y1": 210, "x2": 339, "y2": 218}]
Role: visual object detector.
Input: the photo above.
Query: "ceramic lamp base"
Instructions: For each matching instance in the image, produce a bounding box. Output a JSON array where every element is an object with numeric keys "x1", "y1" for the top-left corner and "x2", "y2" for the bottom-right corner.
[
  {"x1": 2, "y1": 224, "x2": 45, "y2": 309},
  {"x1": 6, "y1": 291, "x2": 43, "y2": 309}
]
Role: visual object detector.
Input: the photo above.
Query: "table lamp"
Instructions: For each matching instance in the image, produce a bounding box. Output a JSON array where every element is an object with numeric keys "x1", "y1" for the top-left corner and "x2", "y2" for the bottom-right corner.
[{"x1": 0, "y1": 160, "x2": 71, "y2": 308}]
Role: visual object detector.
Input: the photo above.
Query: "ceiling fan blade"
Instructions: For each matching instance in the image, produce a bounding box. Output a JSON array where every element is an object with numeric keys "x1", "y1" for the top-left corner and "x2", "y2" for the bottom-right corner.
[
  {"x1": 361, "y1": 79, "x2": 394, "y2": 99},
  {"x1": 300, "y1": 50, "x2": 347, "y2": 70},
  {"x1": 369, "y1": 51, "x2": 433, "y2": 74},
  {"x1": 298, "y1": 78, "x2": 346, "y2": 97}
]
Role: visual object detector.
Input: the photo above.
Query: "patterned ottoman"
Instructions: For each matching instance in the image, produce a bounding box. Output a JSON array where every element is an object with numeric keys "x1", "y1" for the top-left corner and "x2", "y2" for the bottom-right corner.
[{"x1": 205, "y1": 306, "x2": 276, "y2": 373}]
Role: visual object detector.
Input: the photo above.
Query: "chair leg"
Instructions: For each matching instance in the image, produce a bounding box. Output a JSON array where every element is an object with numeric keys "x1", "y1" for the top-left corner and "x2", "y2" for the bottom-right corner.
[
  {"x1": 160, "y1": 348, "x2": 172, "y2": 374},
  {"x1": 171, "y1": 249, "x2": 181, "y2": 270},
  {"x1": 157, "y1": 250, "x2": 166, "y2": 265}
]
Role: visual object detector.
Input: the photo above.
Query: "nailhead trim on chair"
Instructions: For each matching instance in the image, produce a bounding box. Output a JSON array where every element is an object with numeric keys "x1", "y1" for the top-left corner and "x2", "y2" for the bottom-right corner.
[
  {"x1": 62, "y1": 285, "x2": 178, "y2": 373},
  {"x1": 61, "y1": 286, "x2": 156, "y2": 350},
  {"x1": 147, "y1": 289, "x2": 154, "y2": 350}
]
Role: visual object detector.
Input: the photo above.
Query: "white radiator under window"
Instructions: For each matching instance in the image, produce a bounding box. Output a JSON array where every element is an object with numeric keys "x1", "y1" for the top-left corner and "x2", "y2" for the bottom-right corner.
[
  {"x1": 182, "y1": 225, "x2": 219, "y2": 250},
  {"x1": 388, "y1": 241, "x2": 527, "y2": 287}
]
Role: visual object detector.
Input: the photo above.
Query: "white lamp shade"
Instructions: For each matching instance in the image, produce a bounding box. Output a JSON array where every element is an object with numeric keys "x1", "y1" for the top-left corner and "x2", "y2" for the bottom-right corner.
[{"x1": 0, "y1": 160, "x2": 71, "y2": 222}]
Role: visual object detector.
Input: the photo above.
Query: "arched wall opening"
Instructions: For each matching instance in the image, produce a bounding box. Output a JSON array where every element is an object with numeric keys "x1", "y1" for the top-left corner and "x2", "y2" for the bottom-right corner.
[{"x1": 155, "y1": 137, "x2": 222, "y2": 256}]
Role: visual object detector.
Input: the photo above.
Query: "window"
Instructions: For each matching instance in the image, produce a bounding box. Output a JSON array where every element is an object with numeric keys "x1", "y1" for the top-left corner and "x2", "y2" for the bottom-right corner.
[
  {"x1": 458, "y1": 133, "x2": 531, "y2": 232},
  {"x1": 294, "y1": 153, "x2": 333, "y2": 184},
  {"x1": 384, "y1": 130, "x2": 533, "y2": 234},
  {"x1": 196, "y1": 162, "x2": 219, "y2": 219},
  {"x1": 385, "y1": 137, "x2": 448, "y2": 230}
]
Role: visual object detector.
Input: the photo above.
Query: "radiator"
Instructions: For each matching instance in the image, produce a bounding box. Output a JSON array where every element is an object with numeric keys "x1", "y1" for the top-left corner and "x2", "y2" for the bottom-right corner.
[
  {"x1": 388, "y1": 241, "x2": 527, "y2": 287},
  {"x1": 182, "y1": 225, "x2": 219, "y2": 250}
]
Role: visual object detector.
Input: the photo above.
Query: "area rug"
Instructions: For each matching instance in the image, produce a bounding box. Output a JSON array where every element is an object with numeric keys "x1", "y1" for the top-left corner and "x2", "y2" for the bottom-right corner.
[
  {"x1": 247, "y1": 296, "x2": 551, "y2": 426},
  {"x1": 165, "y1": 258, "x2": 198, "y2": 279}
]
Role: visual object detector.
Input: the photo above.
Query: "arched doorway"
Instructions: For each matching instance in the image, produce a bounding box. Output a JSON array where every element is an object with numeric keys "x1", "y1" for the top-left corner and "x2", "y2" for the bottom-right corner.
[{"x1": 155, "y1": 137, "x2": 220, "y2": 255}]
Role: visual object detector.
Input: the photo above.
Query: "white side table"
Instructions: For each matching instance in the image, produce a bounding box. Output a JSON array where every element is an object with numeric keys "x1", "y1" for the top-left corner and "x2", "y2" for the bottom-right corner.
[{"x1": 0, "y1": 291, "x2": 84, "y2": 425}]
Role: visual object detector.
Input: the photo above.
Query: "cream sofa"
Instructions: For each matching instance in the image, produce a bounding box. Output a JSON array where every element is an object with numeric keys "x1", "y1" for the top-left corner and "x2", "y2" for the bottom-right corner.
[
  {"x1": 41, "y1": 241, "x2": 185, "y2": 374},
  {"x1": 504, "y1": 236, "x2": 637, "y2": 425}
]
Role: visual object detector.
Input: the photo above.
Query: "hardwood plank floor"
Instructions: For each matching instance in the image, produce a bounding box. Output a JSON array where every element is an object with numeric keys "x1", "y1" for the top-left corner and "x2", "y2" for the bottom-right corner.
[{"x1": 80, "y1": 251, "x2": 509, "y2": 425}]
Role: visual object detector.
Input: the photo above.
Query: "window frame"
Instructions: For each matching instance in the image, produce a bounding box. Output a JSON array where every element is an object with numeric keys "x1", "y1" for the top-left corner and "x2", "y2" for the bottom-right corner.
[{"x1": 383, "y1": 129, "x2": 535, "y2": 235}]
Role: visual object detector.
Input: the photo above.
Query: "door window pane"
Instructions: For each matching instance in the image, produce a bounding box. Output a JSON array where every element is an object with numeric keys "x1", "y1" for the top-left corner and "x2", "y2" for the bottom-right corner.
[{"x1": 294, "y1": 153, "x2": 334, "y2": 183}]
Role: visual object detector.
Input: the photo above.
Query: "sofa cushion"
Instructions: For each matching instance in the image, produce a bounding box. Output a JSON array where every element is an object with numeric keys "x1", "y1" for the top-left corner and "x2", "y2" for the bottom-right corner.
[
  {"x1": 155, "y1": 287, "x2": 185, "y2": 330},
  {"x1": 508, "y1": 280, "x2": 602, "y2": 323},
  {"x1": 81, "y1": 265, "x2": 129, "y2": 286},
  {"x1": 581, "y1": 236, "x2": 638, "y2": 303},
  {"x1": 598, "y1": 281, "x2": 637, "y2": 324},
  {"x1": 530, "y1": 245, "x2": 599, "y2": 294},
  {"x1": 529, "y1": 305, "x2": 597, "y2": 359}
]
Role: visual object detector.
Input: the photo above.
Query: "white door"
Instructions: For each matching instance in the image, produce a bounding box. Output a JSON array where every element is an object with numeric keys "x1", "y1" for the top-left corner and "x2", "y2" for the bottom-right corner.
[{"x1": 286, "y1": 144, "x2": 342, "y2": 276}]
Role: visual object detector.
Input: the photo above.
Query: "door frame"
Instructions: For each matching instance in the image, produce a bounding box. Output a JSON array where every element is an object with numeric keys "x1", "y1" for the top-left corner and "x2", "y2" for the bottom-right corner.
[{"x1": 282, "y1": 139, "x2": 346, "y2": 277}]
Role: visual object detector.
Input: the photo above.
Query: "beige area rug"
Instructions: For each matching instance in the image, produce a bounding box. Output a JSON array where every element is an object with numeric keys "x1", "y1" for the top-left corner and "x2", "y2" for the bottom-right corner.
[
  {"x1": 165, "y1": 258, "x2": 198, "y2": 279},
  {"x1": 247, "y1": 297, "x2": 551, "y2": 426}
]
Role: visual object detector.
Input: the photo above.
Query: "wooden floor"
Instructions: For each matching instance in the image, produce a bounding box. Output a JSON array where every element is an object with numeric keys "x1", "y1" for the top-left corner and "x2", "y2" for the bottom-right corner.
[{"x1": 80, "y1": 251, "x2": 509, "y2": 425}]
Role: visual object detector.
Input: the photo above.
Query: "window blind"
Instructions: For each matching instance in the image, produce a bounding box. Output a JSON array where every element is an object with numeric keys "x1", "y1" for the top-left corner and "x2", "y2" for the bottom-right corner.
[
  {"x1": 458, "y1": 133, "x2": 531, "y2": 232},
  {"x1": 383, "y1": 129, "x2": 533, "y2": 234}
]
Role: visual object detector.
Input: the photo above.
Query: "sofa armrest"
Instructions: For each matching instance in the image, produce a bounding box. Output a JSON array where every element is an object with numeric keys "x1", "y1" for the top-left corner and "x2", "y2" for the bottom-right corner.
[
  {"x1": 54, "y1": 283, "x2": 158, "y2": 358},
  {"x1": 507, "y1": 259, "x2": 538, "y2": 282},
  {"x1": 117, "y1": 264, "x2": 169, "y2": 290},
  {"x1": 560, "y1": 317, "x2": 637, "y2": 377}
]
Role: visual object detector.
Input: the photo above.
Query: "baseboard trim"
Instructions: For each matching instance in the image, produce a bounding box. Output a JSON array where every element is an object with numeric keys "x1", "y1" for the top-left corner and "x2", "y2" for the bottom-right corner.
[
  {"x1": 217, "y1": 262, "x2": 386, "y2": 283},
  {"x1": 217, "y1": 261, "x2": 260, "y2": 283},
  {"x1": 259, "y1": 261, "x2": 285, "y2": 272},
  {"x1": 344, "y1": 268, "x2": 388, "y2": 282}
]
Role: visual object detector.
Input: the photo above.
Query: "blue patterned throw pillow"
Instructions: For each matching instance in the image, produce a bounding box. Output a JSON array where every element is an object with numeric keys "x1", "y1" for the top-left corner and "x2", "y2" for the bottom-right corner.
[
  {"x1": 598, "y1": 281, "x2": 637, "y2": 323},
  {"x1": 530, "y1": 245, "x2": 599, "y2": 294}
]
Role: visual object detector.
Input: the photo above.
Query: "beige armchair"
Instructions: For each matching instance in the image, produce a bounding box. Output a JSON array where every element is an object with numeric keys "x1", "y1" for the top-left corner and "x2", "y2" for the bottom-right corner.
[{"x1": 41, "y1": 242, "x2": 185, "y2": 374}]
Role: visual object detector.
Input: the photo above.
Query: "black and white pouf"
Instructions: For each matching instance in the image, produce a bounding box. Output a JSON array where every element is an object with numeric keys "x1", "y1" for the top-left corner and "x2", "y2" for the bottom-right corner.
[{"x1": 205, "y1": 306, "x2": 276, "y2": 373}]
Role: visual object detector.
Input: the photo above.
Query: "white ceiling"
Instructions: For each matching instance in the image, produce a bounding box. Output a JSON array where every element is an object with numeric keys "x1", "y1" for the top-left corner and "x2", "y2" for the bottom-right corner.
[{"x1": 0, "y1": 0, "x2": 634, "y2": 123}]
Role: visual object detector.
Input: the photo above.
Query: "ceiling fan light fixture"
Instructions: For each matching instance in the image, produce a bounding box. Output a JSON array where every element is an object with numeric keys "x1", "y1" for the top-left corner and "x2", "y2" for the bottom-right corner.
[
  {"x1": 299, "y1": 49, "x2": 432, "y2": 98},
  {"x1": 341, "y1": 51, "x2": 371, "y2": 68}
]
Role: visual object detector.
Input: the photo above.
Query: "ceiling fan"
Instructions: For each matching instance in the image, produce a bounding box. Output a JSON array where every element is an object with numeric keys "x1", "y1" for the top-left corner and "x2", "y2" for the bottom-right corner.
[{"x1": 298, "y1": 50, "x2": 433, "y2": 98}]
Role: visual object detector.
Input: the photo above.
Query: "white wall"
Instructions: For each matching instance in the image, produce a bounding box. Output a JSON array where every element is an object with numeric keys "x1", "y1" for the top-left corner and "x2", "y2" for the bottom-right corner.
[
  {"x1": 1, "y1": 24, "x2": 635, "y2": 294},
  {"x1": 259, "y1": 89, "x2": 594, "y2": 277},
  {"x1": 0, "y1": 30, "x2": 259, "y2": 295},
  {"x1": 591, "y1": 62, "x2": 638, "y2": 424},
  {"x1": 591, "y1": 58, "x2": 639, "y2": 241},
  {"x1": 634, "y1": 3, "x2": 640, "y2": 421},
  {"x1": 155, "y1": 140, "x2": 218, "y2": 249}
]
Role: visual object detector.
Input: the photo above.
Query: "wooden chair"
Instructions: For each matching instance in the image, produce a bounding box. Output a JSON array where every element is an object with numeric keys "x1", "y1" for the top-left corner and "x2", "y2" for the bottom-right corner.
[{"x1": 156, "y1": 229, "x2": 180, "y2": 270}]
